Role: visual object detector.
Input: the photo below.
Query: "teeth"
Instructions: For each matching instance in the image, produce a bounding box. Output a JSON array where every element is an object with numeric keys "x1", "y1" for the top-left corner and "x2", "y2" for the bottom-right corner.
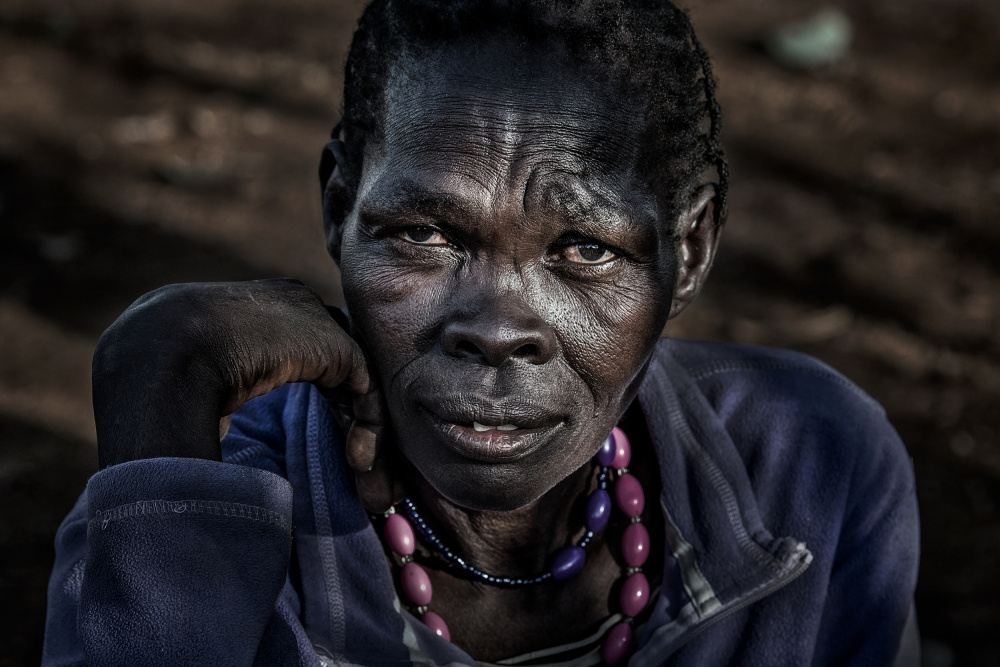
[{"x1": 472, "y1": 422, "x2": 519, "y2": 432}]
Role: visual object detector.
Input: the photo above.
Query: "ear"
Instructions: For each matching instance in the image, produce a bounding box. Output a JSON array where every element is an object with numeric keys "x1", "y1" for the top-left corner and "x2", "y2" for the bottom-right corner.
[
  {"x1": 668, "y1": 183, "x2": 724, "y2": 320},
  {"x1": 320, "y1": 135, "x2": 354, "y2": 265}
]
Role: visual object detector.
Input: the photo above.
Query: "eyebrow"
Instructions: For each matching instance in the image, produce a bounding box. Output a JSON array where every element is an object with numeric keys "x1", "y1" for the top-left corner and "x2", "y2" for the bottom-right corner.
[
  {"x1": 533, "y1": 180, "x2": 644, "y2": 237},
  {"x1": 359, "y1": 177, "x2": 649, "y2": 238},
  {"x1": 358, "y1": 180, "x2": 474, "y2": 222}
]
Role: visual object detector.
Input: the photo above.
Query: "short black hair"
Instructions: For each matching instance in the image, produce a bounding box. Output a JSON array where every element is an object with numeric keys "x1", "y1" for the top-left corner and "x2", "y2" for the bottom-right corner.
[{"x1": 335, "y1": 0, "x2": 728, "y2": 228}]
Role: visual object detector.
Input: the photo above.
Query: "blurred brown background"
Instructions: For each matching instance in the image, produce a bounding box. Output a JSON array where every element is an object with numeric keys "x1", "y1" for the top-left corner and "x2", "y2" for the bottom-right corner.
[{"x1": 1, "y1": 0, "x2": 998, "y2": 665}]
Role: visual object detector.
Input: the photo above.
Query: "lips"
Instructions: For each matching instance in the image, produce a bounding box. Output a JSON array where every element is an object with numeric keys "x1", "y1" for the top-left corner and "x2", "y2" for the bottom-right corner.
[{"x1": 418, "y1": 397, "x2": 565, "y2": 463}]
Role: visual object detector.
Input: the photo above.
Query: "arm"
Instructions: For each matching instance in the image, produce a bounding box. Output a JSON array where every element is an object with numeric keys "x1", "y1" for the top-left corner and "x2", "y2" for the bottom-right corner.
[
  {"x1": 44, "y1": 279, "x2": 391, "y2": 665},
  {"x1": 80, "y1": 459, "x2": 300, "y2": 666},
  {"x1": 812, "y1": 416, "x2": 920, "y2": 667},
  {"x1": 43, "y1": 458, "x2": 318, "y2": 667}
]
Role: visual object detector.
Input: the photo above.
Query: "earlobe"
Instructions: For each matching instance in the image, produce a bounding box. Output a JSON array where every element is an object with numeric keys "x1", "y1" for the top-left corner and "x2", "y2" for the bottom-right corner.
[
  {"x1": 320, "y1": 137, "x2": 354, "y2": 265},
  {"x1": 668, "y1": 183, "x2": 723, "y2": 320}
]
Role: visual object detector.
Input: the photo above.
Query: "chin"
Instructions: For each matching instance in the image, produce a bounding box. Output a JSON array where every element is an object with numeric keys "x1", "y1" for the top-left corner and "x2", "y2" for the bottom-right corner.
[
  {"x1": 401, "y1": 427, "x2": 600, "y2": 512},
  {"x1": 408, "y1": 454, "x2": 551, "y2": 511}
]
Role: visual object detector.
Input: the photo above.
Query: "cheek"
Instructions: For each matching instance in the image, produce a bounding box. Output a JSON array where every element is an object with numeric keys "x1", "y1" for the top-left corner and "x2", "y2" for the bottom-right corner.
[
  {"x1": 536, "y1": 267, "x2": 673, "y2": 409},
  {"x1": 340, "y1": 239, "x2": 449, "y2": 375}
]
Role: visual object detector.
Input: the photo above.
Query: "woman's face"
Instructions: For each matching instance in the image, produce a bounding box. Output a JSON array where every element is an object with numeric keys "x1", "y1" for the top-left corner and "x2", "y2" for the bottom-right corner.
[{"x1": 338, "y1": 44, "x2": 678, "y2": 511}]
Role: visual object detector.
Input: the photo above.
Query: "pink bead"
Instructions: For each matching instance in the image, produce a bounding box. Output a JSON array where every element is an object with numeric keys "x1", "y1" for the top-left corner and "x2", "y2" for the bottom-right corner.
[
  {"x1": 610, "y1": 427, "x2": 631, "y2": 469},
  {"x1": 620, "y1": 572, "x2": 650, "y2": 618},
  {"x1": 621, "y1": 522, "x2": 650, "y2": 568},
  {"x1": 401, "y1": 562, "x2": 433, "y2": 606},
  {"x1": 602, "y1": 622, "x2": 633, "y2": 665},
  {"x1": 421, "y1": 611, "x2": 451, "y2": 642},
  {"x1": 615, "y1": 473, "x2": 645, "y2": 517},
  {"x1": 384, "y1": 513, "x2": 416, "y2": 556}
]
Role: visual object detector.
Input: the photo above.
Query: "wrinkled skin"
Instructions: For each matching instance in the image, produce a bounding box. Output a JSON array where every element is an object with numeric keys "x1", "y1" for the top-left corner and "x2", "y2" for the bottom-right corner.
[
  {"x1": 333, "y1": 44, "x2": 686, "y2": 514},
  {"x1": 94, "y1": 37, "x2": 721, "y2": 661},
  {"x1": 93, "y1": 279, "x2": 381, "y2": 471}
]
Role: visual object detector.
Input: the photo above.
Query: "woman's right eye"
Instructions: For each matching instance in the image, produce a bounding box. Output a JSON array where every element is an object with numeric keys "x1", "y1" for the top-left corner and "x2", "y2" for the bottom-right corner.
[{"x1": 399, "y1": 226, "x2": 449, "y2": 246}]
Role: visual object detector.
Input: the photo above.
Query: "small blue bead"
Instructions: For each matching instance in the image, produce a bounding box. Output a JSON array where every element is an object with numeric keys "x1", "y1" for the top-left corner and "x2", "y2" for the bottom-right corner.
[
  {"x1": 595, "y1": 435, "x2": 616, "y2": 466},
  {"x1": 551, "y1": 545, "x2": 586, "y2": 581}
]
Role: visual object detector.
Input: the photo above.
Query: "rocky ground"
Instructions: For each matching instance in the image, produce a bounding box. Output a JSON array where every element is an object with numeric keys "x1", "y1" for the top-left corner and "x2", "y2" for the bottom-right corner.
[{"x1": 0, "y1": 1, "x2": 998, "y2": 665}]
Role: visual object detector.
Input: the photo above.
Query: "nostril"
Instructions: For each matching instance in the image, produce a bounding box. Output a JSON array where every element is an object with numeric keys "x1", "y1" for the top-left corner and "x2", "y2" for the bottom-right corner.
[
  {"x1": 513, "y1": 343, "x2": 540, "y2": 359},
  {"x1": 441, "y1": 311, "x2": 557, "y2": 366},
  {"x1": 455, "y1": 340, "x2": 481, "y2": 358}
]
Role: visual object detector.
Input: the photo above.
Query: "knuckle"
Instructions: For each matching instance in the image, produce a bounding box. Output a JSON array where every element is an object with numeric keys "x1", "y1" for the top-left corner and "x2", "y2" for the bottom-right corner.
[{"x1": 94, "y1": 283, "x2": 232, "y2": 382}]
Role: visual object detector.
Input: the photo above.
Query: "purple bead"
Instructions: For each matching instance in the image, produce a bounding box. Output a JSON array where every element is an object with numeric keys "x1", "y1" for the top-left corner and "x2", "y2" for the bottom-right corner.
[
  {"x1": 584, "y1": 489, "x2": 612, "y2": 533},
  {"x1": 622, "y1": 522, "x2": 650, "y2": 568},
  {"x1": 421, "y1": 611, "x2": 451, "y2": 642},
  {"x1": 550, "y1": 545, "x2": 586, "y2": 581},
  {"x1": 401, "y1": 562, "x2": 433, "y2": 606},
  {"x1": 611, "y1": 427, "x2": 631, "y2": 470},
  {"x1": 596, "y1": 434, "x2": 616, "y2": 466},
  {"x1": 621, "y1": 571, "x2": 650, "y2": 617},
  {"x1": 615, "y1": 473, "x2": 645, "y2": 518},
  {"x1": 602, "y1": 622, "x2": 634, "y2": 665},
  {"x1": 384, "y1": 513, "x2": 416, "y2": 556}
]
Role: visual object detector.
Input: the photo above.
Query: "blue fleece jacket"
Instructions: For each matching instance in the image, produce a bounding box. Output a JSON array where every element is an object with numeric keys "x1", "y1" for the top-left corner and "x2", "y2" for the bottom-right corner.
[{"x1": 42, "y1": 340, "x2": 920, "y2": 666}]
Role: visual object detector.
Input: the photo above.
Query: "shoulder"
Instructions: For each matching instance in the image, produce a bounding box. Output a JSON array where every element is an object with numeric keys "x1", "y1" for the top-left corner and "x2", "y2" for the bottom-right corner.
[
  {"x1": 655, "y1": 339, "x2": 915, "y2": 535},
  {"x1": 661, "y1": 337, "x2": 882, "y2": 413},
  {"x1": 658, "y1": 338, "x2": 890, "y2": 447}
]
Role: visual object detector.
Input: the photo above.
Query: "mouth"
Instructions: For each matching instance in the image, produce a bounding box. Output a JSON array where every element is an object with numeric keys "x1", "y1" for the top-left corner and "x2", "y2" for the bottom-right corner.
[{"x1": 418, "y1": 401, "x2": 564, "y2": 463}]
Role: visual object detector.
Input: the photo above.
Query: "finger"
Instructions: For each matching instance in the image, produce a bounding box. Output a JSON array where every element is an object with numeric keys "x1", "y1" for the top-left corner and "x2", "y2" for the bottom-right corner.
[
  {"x1": 345, "y1": 421, "x2": 380, "y2": 473},
  {"x1": 303, "y1": 330, "x2": 372, "y2": 395},
  {"x1": 351, "y1": 381, "x2": 384, "y2": 424},
  {"x1": 344, "y1": 377, "x2": 387, "y2": 471},
  {"x1": 335, "y1": 334, "x2": 374, "y2": 396},
  {"x1": 319, "y1": 302, "x2": 372, "y2": 396},
  {"x1": 356, "y1": 454, "x2": 395, "y2": 514},
  {"x1": 219, "y1": 415, "x2": 232, "y2": 441},
  {"x1": 224, "y1": 308, "x2": 373, "y2": 413},
  {"x1": 318, "y1": 384, "x2": 355, "y2": 435}
]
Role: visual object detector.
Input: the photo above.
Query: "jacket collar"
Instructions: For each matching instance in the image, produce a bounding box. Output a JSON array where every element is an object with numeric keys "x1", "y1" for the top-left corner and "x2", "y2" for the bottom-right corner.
[{"x1": 631, "y1": 342, "x2": 812, "y2": 664}]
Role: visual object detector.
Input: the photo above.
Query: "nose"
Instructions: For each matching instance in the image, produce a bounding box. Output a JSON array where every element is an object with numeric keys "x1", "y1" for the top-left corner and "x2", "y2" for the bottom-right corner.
[{"x1": 440, "y1": 294, "x2": 557, "y2": 367}]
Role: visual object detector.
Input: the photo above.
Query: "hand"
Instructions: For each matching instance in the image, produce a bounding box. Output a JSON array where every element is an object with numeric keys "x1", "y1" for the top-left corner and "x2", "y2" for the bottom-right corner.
[{"x1": 92, "y1": 278, "x2": 398, "y2": 511}]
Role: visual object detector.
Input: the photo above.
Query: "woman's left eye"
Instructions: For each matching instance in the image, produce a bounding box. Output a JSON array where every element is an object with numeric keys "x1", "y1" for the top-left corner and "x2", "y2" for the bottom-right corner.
[
  {"x1": 400, "y1": 227, "x2": 449, "y2": 246},
  {"x1": 563, "y1": 243, "x2": 616, "y2": 265}
]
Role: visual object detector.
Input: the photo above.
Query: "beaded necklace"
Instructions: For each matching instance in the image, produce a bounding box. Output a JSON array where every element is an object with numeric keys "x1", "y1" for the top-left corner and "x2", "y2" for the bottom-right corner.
[{"x1": 379, "y1": 427, "x2": 650, "y2": 665}]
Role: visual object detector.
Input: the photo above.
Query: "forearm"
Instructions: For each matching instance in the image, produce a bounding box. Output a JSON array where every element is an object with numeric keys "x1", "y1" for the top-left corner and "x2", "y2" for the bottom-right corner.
[{"x1": 77, "y1": 458, "x2": 296, "y2": 666}]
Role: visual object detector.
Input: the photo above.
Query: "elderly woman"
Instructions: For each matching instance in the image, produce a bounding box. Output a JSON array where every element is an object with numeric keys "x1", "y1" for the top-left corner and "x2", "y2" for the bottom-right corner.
[{"x1": 43, "y1": 1, "x2": 919, "y2": 665}]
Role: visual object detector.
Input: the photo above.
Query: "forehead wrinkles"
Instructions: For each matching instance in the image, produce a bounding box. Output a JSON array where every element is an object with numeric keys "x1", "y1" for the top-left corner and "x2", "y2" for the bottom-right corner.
[
  {"x1": 524, "y1": 171, "x2": 621, "y2": 228},
  {"x1": 378, "y1": 86, "x2": 642, "y2": 223}
]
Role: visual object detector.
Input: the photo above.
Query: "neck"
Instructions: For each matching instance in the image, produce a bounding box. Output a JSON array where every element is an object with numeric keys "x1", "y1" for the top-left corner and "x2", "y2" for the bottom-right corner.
[{"x1": 405, "y1": 461, "x2": 596, "y2": 577}]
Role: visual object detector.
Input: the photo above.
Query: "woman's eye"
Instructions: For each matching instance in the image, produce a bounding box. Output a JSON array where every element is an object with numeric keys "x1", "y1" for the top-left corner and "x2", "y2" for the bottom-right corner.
[
  {"x1": 400, "y1": 227, "x2": 448, "y2": 246},
  {"x1": 563, "y1": 243, "x2": 616, "y2": 265}
]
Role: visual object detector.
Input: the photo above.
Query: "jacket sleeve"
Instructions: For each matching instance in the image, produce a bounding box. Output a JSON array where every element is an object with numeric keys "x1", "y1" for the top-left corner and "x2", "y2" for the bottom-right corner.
[
  {"x1": 42, "y1": 457, "x2": 319, "y2": 667},
  {"x1": 811, "y1": 412, "x2": 921, "y2": 667}
]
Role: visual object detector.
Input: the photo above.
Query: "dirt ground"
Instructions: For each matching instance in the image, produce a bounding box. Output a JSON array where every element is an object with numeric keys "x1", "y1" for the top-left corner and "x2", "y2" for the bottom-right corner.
[{"x1": 0, "y1": 0, "x2": 998, "y2": 665}]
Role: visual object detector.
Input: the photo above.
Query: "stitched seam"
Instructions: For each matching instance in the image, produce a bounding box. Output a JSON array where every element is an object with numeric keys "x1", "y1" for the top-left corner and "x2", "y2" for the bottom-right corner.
[
  {"x1": 91, "y1": 499, "x2": 289, "y2": 531},
  {"x1": 304, "y1": 387, "x2": 346, "y2": 656},
  {"x1": 649, "y1": 356, "x2": 778, "y2": 570},
  {"x1": 227, "y1": 442, "x2": 277, "y2": 466}
]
